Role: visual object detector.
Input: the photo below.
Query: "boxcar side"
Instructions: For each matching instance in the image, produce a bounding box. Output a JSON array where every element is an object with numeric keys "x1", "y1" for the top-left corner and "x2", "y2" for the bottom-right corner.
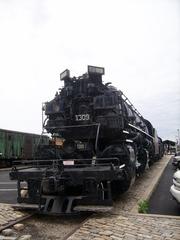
[{"x1": 0, "y1": 128, "x2": 49, "y2": 166}]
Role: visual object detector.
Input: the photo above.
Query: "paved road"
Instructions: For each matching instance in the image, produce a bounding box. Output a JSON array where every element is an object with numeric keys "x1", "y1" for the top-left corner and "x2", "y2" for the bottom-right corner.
[
  {"x1": 0, "y1": 169, "x2": 17, "y2": 204},
  {"x1": 148, "y1": 157, "x2": 180, "y2": 215}
]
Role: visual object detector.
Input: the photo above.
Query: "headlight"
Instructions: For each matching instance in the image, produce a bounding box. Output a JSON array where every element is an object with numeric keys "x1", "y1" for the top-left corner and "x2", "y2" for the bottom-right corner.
[
  {"x1": 63, "y1": 140, "x2": 75, "y2": 154},
  {"x1": 88, "y1": 65, "x2": 105, "y2": 75},
  {"x1": 60, "y1": 69, "x2": 70, "y2": 80}
]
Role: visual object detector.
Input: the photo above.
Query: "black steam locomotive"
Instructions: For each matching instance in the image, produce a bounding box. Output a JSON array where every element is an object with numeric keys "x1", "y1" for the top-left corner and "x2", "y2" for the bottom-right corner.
[{"x1": 10, "y1": 66, "x2": 163, "y2": 214}]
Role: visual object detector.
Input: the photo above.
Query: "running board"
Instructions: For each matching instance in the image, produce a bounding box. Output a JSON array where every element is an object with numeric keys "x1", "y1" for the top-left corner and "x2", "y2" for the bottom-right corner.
[
  {"x1": 11, "y1": 203, "x2": 43, "y2": 210},
  {"x1": 74, "y1": 205, "x2": 113, "y2": 213}
]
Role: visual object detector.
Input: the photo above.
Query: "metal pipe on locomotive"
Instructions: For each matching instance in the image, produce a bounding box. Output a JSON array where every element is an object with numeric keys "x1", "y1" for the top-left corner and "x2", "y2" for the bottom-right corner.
[{"x1": 10, "y1": 66, "x2": 163, "y2": 214}]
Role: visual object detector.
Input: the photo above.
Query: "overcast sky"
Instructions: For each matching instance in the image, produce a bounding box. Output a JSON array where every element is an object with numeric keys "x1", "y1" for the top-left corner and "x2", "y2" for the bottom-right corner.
[{"x1": 0, "y1": 0, "x2": 179, "y2": 141}]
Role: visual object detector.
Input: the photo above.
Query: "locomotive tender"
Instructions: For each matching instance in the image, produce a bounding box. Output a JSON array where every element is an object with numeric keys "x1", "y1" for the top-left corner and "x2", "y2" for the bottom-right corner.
[{"x1": 10, "y1": 66, "x2": 163, "y2": 214}]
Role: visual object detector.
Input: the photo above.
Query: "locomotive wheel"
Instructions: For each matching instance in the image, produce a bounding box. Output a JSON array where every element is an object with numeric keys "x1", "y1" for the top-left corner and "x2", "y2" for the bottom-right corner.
[
  {"x1": 149, "y1": 157, "x2": 154, "y2": 166},
  {"x1": 101, "y1": 144, "x2": 136, "y2": 195},
  {"x1": 112, "y1": 162, "x2": 136, "y2": 195},
  {"x1": 136, "y1": 148, "x2": 149, "y2": 174},
  {"x1": 111, "y1": 164, "x2": 136, "y2": 196}
]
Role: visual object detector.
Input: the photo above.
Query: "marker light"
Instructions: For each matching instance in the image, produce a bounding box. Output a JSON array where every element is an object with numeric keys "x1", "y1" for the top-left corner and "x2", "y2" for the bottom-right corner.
[
  {"x1": 60, "y1": 69, "x2": 70, "y2": 80},
  {"x1": 88, "y1": 65, "x2": 105, "y2": 75}
]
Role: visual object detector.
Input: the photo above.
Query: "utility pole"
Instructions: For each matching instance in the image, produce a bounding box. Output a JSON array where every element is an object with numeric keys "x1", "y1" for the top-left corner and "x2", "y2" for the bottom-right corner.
[{"x1": 177, "y1": 129, "x2": 180, "y2": 145}]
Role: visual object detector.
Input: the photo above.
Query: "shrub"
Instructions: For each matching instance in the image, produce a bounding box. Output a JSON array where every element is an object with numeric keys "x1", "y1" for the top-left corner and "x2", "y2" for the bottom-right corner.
[{"x1": 138, "y1": 200, "x2": 149, "y2": 213}]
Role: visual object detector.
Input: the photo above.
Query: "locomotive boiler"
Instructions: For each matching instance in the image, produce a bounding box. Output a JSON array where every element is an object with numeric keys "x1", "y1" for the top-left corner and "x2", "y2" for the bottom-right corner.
[{"x1": 10, "y1": 66, "x2": 163, "y2": 214}]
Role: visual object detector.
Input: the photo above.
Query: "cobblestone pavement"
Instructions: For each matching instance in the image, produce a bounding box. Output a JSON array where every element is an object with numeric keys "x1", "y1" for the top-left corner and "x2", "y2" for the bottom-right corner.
[
  {"x1": 0, "y1": 203, "x2": 26, "y2": 229},
  {"x1": 68, "y1": 213, "x2": 180, "y2": 240},
  {"x1": 67, "y1": 155, "x2": 180, "y2": 239}
]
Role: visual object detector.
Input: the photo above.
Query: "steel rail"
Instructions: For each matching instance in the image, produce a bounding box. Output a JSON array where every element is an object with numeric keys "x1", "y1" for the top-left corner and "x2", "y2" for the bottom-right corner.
[{"x1": 0, "y1": 212, "x2": 35, "y2": 233}]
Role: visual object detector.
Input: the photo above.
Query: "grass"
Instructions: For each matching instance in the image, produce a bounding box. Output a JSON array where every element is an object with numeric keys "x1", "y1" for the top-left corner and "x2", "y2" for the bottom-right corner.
[{"x1": 138, "y1": 199, "x2": 149, "y2": 213}]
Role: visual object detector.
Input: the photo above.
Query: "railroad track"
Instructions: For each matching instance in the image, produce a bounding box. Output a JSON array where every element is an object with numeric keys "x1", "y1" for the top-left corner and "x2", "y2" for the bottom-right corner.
[
  {"x1": 0, "y1": 212, "x2": 34, "y2": 233},
  {"x1": 0, "y1": 208, "x2": 92, "y2": 240}
]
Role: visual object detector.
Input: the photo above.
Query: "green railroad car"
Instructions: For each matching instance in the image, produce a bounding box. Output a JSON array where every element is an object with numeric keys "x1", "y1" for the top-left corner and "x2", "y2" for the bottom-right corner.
[{"x1": 0, "y1": 128, "x2": 49, "y2": 166}]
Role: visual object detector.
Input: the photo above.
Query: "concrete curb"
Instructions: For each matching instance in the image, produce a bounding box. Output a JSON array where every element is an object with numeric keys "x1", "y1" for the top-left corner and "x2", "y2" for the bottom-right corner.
[
  {"x1": 145, "y1": 157, "x2": 172, "y2": 201},
  {"x1": 131, "y1": 155, "x2": 171, "y2": 213},
  {"x1": 136, "y1": 213, "x2": 180, "y2": 219},
  {"x1": 100, "y1": 210, "x2": 180, "y2": 220}
]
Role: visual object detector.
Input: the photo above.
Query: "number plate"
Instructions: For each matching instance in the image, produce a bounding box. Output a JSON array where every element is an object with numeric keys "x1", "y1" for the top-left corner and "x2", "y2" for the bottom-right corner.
[
  {"x1": 75, "y1": 114, "x2": 90, "y2": 121},
  {"x1": 63, "y1": 160, "x2": 74, "y2": 166},
  {"x1": 77, "y1": 143, "x2": 85, "y2": 150}
]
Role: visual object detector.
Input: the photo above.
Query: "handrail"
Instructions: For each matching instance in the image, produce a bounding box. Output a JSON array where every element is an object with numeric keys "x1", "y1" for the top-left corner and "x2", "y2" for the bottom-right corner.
[{"x1": 11, "y1": 157, "x2": 120, "y2": 170}]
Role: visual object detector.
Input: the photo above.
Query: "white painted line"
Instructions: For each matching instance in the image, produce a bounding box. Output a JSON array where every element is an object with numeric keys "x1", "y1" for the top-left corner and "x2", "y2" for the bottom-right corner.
[
  {"x1": 0, "y1": 182, "x2": 16, "y2": 184},
  {"x1": 0, "y1": 189, "x2": 17, "y2": 191}
]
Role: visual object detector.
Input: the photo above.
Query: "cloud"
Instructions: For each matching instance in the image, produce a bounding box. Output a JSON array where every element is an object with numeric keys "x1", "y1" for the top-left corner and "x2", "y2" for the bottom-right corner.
[{"x1": 0, "y1": 0, "x2": 179, "y2": 140}]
